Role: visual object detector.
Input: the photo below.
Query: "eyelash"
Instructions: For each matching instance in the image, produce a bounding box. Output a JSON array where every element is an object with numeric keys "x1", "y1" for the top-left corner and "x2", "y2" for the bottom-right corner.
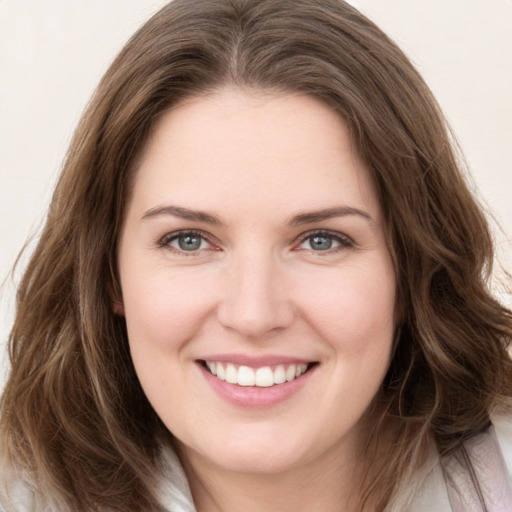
[
  {"x1": 157, "y1": 229, "x2": 354, "y2": 256},
  {"x1": 158, "y1": 230, "x2": 217, "y2": 257},
  {"x1": 296, "y1": 230, "x2": 354, "y2": 253}
]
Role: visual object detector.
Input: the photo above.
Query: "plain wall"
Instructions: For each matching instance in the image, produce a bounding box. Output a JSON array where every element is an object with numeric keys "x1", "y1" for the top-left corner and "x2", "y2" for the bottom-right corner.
[{"x1": 1, "y1": 0, "x2": 511, "y2": 385}]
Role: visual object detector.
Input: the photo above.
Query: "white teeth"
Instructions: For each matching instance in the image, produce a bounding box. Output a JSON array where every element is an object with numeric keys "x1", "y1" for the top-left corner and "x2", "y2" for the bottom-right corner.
[
  {"x1": 216, "y1": 363, "x2": 226, "y2": 381},
  {"x1": 274, "y1": 365, "x2": 286, "y2": 384},
  {"x1": 295, "y1": 364, "x2": 307, "y2": 378},
  {"x1": 255, "y1": 367, "x2": 274, "y2": 387},
  {"x1": 206, "y1": 361, "x2": 217, "y2": 375},
  {"x1": 225, "y1": 364, "x2": 237, "y2": 384},
  {"x1": 205, "y1": 361, "x2": 310, "y2": 387},
  {"x1": 238, "y1": 366, "x2": 255, "y2": 386},
  {"x1": 286, "y1": 365, "x2": 296, "y2": 382}
]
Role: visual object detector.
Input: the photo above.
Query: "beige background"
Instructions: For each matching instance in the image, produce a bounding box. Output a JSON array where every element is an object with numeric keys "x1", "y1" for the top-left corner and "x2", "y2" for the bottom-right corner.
[{"x1": 1, "y1": 1, "x2": 511, "y2": 384}]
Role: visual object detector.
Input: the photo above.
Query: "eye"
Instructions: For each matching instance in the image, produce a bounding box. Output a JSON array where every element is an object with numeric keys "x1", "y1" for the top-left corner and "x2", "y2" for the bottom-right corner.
[
  {"x1": 298, "y1": 231, "x2": 353, "y2": 252},
  {"x1": 159, "y1": 230, "x2": 214, "y2": 253}
]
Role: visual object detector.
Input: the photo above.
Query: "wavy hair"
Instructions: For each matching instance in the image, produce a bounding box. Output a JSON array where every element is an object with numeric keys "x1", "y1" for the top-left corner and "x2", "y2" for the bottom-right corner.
[{"x1": 2, "y1": 0, "x2": 512, "y2": 510}]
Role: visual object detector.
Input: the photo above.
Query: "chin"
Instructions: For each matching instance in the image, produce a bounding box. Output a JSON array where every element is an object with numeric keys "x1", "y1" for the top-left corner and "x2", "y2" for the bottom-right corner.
[
  {"x1": 212, "y1": 450, "x2": 304, "y2": 476},
  {"x1": 178, "y1": 432, "x2": 311, "y2": 476}
]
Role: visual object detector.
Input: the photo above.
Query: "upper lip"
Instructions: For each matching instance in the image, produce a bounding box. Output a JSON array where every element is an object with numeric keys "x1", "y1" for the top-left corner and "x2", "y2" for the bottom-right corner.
[{"x1": 198, "y1": 353, "x2": 315, "y2": 368}]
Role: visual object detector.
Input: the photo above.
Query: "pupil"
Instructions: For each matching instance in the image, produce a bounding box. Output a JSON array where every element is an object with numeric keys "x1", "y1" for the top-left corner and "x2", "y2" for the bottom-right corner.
[
  {"x1": 311, "y1": 235, "x2": 332, "y2": 250},
  {"x1": 179, "y1": 235, "x2": 201, "y2": 251}
]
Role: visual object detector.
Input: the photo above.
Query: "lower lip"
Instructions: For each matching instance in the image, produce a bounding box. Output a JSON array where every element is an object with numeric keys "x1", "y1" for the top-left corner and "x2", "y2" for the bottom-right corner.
[{"x1": 199, "y1": 363, "x2": 316, "y2": 408}]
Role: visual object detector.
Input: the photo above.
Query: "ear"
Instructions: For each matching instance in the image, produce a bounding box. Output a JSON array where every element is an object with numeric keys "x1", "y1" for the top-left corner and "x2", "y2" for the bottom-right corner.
[
  {"x1": 113, "y1": 299, "x2": 125, "y2": 316},
  {"x1": 109, "y1": 280, "x2": 125, "y2": 316}
]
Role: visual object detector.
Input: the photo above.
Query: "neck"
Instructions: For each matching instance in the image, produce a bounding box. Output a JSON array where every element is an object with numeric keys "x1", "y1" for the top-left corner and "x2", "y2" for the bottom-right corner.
[{"x1": 176, "y1": 437, "x2": 368, "y2": 512}]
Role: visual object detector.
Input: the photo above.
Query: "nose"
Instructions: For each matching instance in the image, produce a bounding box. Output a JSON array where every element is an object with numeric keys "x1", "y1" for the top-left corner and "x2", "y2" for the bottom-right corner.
[{"x1": 217, "y1": 250, "x2": 295, "y2": 339}]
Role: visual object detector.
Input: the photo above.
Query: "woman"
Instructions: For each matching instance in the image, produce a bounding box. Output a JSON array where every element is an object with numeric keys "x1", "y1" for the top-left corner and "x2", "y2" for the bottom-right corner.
[{"x1": 1, "y1": 0, "x2": 512, "y2": 510}]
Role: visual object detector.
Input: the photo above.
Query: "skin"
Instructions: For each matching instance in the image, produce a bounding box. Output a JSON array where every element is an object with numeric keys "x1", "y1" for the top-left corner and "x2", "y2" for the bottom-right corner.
[{"x1": 117, "y1": 88, "x2": 397, "y2": 512}]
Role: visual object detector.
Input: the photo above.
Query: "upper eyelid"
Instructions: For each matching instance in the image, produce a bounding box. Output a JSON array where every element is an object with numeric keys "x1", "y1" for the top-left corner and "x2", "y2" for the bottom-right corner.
[
  {"x1": 159, "y1": 229, "x2": 217, "y2": 247},
  {"x1": 295, "y1": 229, "x2": 353, "y2": 245},
  {"x1": 157, "y1": 228, "x2": 353, "y2": 250}
]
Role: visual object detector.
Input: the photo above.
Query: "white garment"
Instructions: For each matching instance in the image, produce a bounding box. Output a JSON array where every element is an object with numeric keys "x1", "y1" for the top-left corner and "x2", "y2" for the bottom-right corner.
[
  {"x1": 156, "y1": 416, "x2": 512, "y2": 512},
  {"x1": 3, "y1": 417, "x2": 512, "y2": 511},
  {"x1": 399, "y1": 416, "x2": 512, "y2": 511},
  {"x1": 155, "y1": 448, "x2": 453, "y2": 512}
]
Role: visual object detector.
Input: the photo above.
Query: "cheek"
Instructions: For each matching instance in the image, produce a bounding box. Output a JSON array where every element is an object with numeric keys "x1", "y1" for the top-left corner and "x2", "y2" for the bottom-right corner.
[
  {"x1": 121, "y1": 268, "x2": 217, "y2": 352},
  {"x1": 120, "y1": 270, "x2": 218, "y2": 418},
  {"x1": 297, "y1": 263, "x2": 397, "y2": 352}
]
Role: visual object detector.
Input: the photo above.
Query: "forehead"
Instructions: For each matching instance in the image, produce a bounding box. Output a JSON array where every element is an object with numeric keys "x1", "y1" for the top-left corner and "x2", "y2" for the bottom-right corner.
[{"x1": 128, "y1": 87, "x2": 381, "y2": 221}]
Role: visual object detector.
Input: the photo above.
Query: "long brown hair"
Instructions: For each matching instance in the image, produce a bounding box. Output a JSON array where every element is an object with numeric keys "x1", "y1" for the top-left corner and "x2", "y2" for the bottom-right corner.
[{"x1": 2, "y1": 0, "x2": 511, "y2": 510}]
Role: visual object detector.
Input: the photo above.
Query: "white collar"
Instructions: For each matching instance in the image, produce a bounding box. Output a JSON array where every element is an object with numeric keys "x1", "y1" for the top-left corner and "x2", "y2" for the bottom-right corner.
[
  {"x1": 157, "y1": 446, "x2": 196, "y2": 512},
  {"x1": 156, "y1": 415, "x2": 512, "y2": 512}
]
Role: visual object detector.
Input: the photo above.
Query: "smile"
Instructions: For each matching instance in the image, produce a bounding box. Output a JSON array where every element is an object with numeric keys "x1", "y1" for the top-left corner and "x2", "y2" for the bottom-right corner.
[{"x1": 203, "y1": 361, "x2": 311, "y2": 387}]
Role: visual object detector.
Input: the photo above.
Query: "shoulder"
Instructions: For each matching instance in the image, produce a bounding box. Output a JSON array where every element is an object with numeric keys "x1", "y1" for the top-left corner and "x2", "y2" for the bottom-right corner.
[
  {"x1": 403, "y1": 414, "x2": 512, "y2": 512},
  {"x1": 492, "y1": 413, "x2": 512, "y2": 475},
  {"x1": 156, "y1": 445, "x2": 196, "y2": 512},
  {"x1": 0, "y1": 457, "x2": 67, "y2": 512},
  {"x1": 0, "y1": 464, "x2": 36, "y2": 512},
  {"x1": 443, "y1": 414, "x2": 512, "y2": 510},
  {"x1": 404, "y1": 455, "x2": 451, "y2": 512},
  {"x1": 0, "y1": 447, "x2": 196, "y2": 512}
]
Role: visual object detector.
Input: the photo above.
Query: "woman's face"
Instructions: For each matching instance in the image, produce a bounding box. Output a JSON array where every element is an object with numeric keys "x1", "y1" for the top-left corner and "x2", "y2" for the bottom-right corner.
[{"x1": 117, "y1": 88, "x2": 396, "y2": 476}]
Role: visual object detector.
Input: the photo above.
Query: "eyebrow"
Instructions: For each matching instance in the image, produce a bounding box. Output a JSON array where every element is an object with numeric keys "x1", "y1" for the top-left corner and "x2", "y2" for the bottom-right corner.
[
  {"x1": 288, "y1": 206, "x2": 373, "y2": 226},
  {"x1": 141, "y1": 204, "x2": 373, "y2": 227},
  {"x1": 141, "y1": 205, "x2": 223, "y2": 225}
]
